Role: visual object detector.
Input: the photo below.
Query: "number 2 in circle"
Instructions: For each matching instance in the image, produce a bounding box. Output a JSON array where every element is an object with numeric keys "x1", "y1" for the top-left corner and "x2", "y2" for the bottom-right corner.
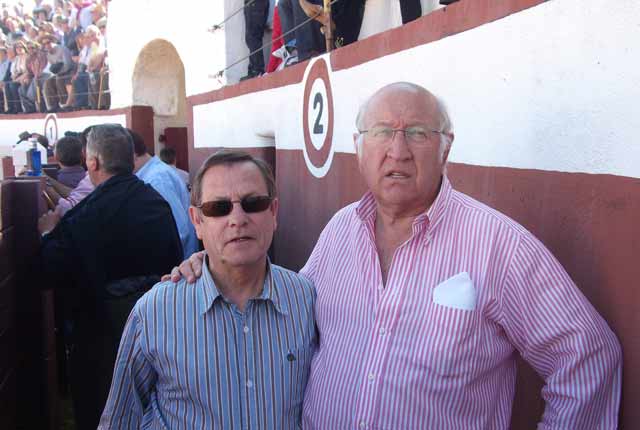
[{"x1": 313, "y1": 92, "x2": 324, "y2": 135}]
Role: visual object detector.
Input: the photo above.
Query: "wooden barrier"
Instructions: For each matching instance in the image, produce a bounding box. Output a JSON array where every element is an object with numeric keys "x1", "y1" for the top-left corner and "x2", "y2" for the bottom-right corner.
[{"x1": 0, "y1": 177, "x2": 58, "y2": 430}]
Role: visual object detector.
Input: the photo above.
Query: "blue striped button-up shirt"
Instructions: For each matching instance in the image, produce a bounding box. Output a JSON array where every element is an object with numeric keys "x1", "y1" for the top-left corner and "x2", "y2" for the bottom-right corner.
[{"x1": 99, "y1": 258, "x2": 317, "y2": 429}]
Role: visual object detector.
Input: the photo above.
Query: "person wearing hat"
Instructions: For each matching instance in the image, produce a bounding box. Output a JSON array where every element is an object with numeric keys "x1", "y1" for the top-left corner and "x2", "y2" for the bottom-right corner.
[
  {"x1": 22, "y1": 37, "x2": 50, "y2": 112},
  {"x1": 40, "y1": 31, "x2": 74, "y2": 112}
]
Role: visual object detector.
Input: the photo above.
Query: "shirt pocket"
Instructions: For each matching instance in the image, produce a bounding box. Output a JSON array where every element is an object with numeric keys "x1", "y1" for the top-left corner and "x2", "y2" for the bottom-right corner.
[
  {"x1": 422, "y1": 301, "x2": 478, "y2": 378},
  {"x1": 280, "y1": 343, "x2": 314, "y2": 413}
]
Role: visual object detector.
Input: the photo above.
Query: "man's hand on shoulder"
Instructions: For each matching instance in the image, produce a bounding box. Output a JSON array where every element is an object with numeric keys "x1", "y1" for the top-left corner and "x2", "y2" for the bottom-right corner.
[{"x1": 160, "y1": 250, "x2": 205, "y2": 283}]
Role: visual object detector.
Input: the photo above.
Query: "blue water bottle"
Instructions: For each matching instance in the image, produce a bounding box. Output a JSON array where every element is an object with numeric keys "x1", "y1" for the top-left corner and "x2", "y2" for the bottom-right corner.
[{"x1": 28, "y1": 138, "x2": 41, "y2": 176}]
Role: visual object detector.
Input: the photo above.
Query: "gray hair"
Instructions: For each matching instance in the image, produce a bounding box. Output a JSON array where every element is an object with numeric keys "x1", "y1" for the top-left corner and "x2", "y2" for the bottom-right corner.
[
  {"x1": 355, "y1": 82, "x2": 454, "y2": 137},
  {"x1": 86, "y1": 124, "x2": 134, "y2": 175}
]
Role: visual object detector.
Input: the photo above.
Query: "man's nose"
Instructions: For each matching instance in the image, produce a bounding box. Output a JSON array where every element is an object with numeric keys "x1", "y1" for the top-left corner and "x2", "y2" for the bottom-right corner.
[
  {"x1": 386, "y1": 130, "x2": 412, "y2": 159},
  {"x1": 227, "y1": 202, "x2": 250, "y2": 226}
]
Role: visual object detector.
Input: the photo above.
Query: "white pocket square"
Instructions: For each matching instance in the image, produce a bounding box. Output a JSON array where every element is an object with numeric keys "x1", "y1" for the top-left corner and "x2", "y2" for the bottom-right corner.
[{"x1": 433, "y1": 272, "x2": 477, "y2": 311}]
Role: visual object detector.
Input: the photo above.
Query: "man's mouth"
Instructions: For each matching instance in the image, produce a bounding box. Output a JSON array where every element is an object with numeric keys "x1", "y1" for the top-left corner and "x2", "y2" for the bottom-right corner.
[
  {"x1": 227, "y1": 236, "x2": 254, "y2": 244},
  {"x1": 386, "y1": 171, "x2": 410, "y2": 179}
]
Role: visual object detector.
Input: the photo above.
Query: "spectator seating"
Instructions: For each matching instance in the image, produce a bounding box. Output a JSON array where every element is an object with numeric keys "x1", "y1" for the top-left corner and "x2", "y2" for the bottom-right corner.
[{"x1": 0, "y1": 0, "x2": 109, "y2": 114}]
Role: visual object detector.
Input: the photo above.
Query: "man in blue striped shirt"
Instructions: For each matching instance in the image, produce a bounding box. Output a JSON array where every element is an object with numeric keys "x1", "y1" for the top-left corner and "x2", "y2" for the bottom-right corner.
[{"x1": 99, "y1": 150, "x2": 317, "y2": 429}]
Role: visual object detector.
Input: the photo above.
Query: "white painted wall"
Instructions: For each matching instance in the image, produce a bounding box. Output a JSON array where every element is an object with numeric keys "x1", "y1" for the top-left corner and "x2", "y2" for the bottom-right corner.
[
  {"x1": 107, "y1": 0, "x2": 227, "y2": 108},
  {"x1": 192, "y1": 0, "x2": 640, "y2": 180}
]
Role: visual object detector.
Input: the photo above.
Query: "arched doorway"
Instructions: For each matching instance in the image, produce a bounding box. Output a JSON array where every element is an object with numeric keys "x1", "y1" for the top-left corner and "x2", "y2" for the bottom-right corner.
[{"x1": 132, "y1": 39, "x2": 187, "y2": 160}]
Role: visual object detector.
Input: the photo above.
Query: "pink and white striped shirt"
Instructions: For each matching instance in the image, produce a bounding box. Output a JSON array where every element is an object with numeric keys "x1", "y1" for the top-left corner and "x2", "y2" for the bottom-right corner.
[{"x1": 300, "y1": 176, "x2": 621, "y2": 430}]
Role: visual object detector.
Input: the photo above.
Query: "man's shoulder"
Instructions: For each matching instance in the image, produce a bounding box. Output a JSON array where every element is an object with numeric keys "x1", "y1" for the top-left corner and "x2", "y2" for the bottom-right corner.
[
  {"x1": 135, "y1": 278, "x2": 196, "y2": 313},
  {"x1": 141, "y1": 159, "x2": 186, "y2": 193},
  {"x1": 116, "y1": 175, "x2": 168, "y2": 206},
  {"x1": 449, "y1": 188, "x2": 530, "y2": 238},
  {"x1": 324, "y1": 201, "x2": 361, "y2": 230},
  {"x1": 271, "y1": 264, "x2": 315, "y2": 294}
]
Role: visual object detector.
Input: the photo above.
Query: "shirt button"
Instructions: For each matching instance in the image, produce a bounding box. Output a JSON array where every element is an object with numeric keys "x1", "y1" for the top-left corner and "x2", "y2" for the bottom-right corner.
[
  {"x1": 243, "y1": 325, "x2": 249, "y2": 333},
  {"x1": 359, "y1": 421, "x2": 366, "y2": 429},
  {"x1": 368, "y1": 373, "x2": 375, "y2": 381},
  {"x1": 246, "y1": 380, "x2": 253, "y2": 388},
  {"x1": 377, "y1": 285, "x2": 383, "y2": 292},
  {"x1": 379, "y1": 327, "x2": 386, "y2": 335}
]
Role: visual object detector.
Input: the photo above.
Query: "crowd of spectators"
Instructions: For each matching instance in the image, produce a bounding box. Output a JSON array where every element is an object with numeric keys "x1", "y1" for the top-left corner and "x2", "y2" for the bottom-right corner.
[
  {"x1": 0, "y1": 0, "x2": 109, "y2": 114},
  {"x1": 242, "y1": 0, "x2": 460, "y2": 80}
]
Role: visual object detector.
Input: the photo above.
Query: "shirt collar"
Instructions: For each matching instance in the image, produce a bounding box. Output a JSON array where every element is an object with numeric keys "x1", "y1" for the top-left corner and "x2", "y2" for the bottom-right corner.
[
  {"x1": 423, "y1": 175, "x2": 453, "y2": 238},
  {"x1": 355, "y1": 175, "x2": 453, "y2": 240},
  {"x1": 198, "y1": 255, "x2": 288, "y2": 316},
  {"x1": 355, "y1": 190, "x2": 378, "y2": 222}
]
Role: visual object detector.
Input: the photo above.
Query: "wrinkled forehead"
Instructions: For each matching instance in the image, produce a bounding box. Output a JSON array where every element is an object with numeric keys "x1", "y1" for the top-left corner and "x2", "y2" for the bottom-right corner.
[{"x1": 365, "y1": 86, "x2": 442, "y2": 128}]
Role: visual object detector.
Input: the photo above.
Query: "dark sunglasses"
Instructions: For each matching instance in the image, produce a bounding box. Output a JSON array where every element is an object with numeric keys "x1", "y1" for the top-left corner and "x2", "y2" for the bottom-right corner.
[{"x1": 198, "y1": 195, "x2": 273, "y2": 217}]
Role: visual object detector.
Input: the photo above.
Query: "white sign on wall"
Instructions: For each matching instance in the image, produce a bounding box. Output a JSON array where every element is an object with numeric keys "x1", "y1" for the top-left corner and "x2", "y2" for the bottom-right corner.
[{"x1": 301, "y1": 56, "x2": 336, "y2": 178}]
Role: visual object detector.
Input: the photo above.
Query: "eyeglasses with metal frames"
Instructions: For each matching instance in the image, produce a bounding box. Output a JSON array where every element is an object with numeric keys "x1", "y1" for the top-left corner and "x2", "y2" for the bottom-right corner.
[{"x1": 358, "y1": 125, "x2": 445, "y2": 144}]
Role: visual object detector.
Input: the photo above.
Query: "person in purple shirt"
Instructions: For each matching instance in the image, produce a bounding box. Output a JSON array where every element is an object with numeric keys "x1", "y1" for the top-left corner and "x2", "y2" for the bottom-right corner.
[
  {"x1": 55, "y1": 135, "x2": 86, "y2": 188},
  {"x1": 41, "y1": 127, "x2": 96, "y2": 229}
]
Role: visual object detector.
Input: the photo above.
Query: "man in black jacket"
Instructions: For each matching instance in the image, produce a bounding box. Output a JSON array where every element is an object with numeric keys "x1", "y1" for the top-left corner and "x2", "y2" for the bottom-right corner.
[{"x1": 38, "y1": 124, "x2": 183, "y2": 430}]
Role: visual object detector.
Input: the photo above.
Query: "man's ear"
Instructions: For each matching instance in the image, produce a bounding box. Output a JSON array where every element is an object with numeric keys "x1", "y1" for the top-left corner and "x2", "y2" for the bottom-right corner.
[
  {"x1": 441, "y1": 132, "x2": 454, "y2": 164},
  {"x1": 353, "y1": 133, "x2": 361, "y2": 159},
  {"x1": 189, "y1": 206, "x2": 203, "y2": 240},
  {"x1": 86, "y1": 154, "x2": 98, "y2": 172},
  {"x1": 270, "y1": 197, "x2": 279, "y2": 231}
]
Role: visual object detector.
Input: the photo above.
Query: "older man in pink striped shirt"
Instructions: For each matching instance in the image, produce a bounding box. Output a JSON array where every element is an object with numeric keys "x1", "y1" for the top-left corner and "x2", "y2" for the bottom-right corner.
[
  {"x1": 171, "y1": 82, "x2": 622, "y2": 429},
  {"x1": 298, "y1": 82, "x2": 621, "y2": 429}
]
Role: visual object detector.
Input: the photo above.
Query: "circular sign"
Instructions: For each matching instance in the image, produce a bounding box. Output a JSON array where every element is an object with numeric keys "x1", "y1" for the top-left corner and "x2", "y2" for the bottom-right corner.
[
  {"x1": 43, "y1": 113, "x2": 59, "y2": 144},
  {"x1": 302, "y1": 57, "x2": 335, "y2": 178}
]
